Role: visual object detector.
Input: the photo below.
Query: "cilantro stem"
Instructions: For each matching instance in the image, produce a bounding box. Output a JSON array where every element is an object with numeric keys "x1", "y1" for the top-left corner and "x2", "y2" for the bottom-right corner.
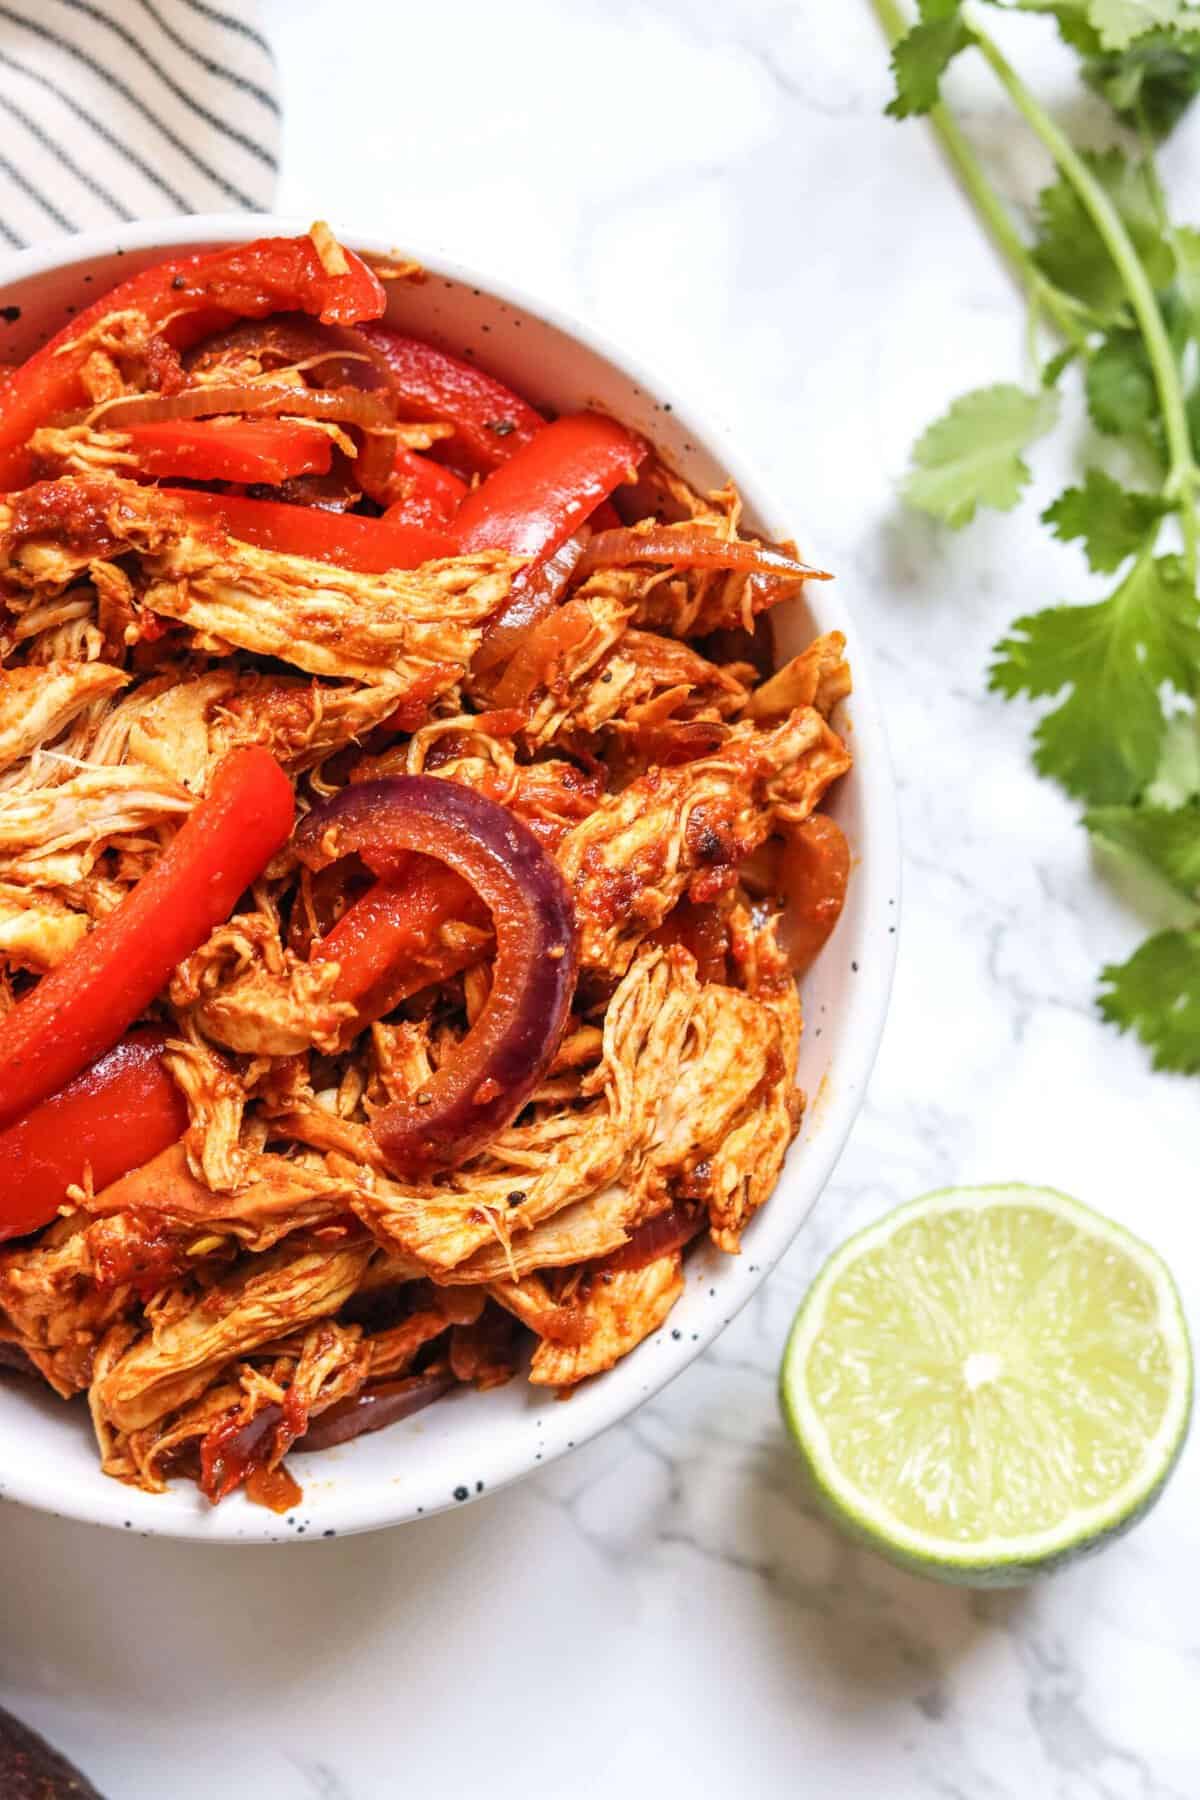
[
  {"x1": 969, "y1": 18, "x2": 1200, "y2": 583},
  {"x1": 868, "y1": 0, "x2": 1089, "y2": 352}
]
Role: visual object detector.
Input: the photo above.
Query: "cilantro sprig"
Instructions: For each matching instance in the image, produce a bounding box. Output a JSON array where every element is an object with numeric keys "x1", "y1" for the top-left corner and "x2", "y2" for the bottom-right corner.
[{"x1": 874, "y1": 0, "x2": 1200, "y2": 1071}]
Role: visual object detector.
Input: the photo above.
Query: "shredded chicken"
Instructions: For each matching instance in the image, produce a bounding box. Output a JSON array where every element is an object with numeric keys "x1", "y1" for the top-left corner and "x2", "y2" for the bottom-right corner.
[
  {"x1": 0, "y1": 881, "x2": 90, "y2": 969},
  {"x1": 0, "y1": 660, "x2": 128, "y2": 774},
  {"x1": 528, "y1": 1254, "x2": 685, "y2": 1386},
  {"x1": 0, "y1": 237, "x2": 853, "y2": 1504},
  {"x1": 559, "y1": 708, "x2": 850, "y2": 976},
  {"x1": 94, "y1": 1241, "x2": 372, "y2": 1432},
  {"x1": 0, "y1": 765, "x2": 192, "y2": 886},
  {"x1": 171, "y1": 911, "x2": 355, "y2": 1055}
]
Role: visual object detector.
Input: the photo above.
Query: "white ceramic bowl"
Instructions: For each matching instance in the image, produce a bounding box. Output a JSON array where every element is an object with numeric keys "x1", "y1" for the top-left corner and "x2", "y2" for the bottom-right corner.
[{"x1": 0, "y1": 218, "x2": 899, "y2": 1542}]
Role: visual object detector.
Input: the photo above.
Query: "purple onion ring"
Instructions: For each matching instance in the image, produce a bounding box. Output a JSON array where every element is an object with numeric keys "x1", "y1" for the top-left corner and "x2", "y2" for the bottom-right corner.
[
  {"x1": 294, "y1": 1370, "x2": 455, "y2": 1452},
  {"x1": 295, "y1": 775, "x2": 578, "y2": 1175}
]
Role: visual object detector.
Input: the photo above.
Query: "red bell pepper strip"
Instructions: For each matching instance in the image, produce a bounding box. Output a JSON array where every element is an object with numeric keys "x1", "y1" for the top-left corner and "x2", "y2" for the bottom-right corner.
[
  {"x1": 0, "y1": 747, "x2": 295, "y2": 1132},
  {"x1": 356, "y1": 324, "x2": 544, "y2": 475},
  {"x1": 0, "y1": 1028, "x2": 188, "y2": 1244},
  {"x1": 160, "y1": 488, "x2": 454, "y2": 572},
  {"x1": 162, "y1": 234, "x2": 385, "y2": 331},
  {"x1": 296, "y1": 776, "x2": 577, "y2": 1174},
  {"x1": 454, "y1": 412, "x2": 646, "y2": 559},
  {"x1": 312, "y1": 857, "x2": 489, "y2": 1032},
  {"x1": 384, "y1": 448, "x2": 468, "y2": 528},
  {"x1": 124, "y1": 418, "x2": 333, "y2": 485},
  {"x1": 0, "y1": 234, "x2": 386, "y2": 489},
  {"x1": 310, "y1": 734, "x2": 577, "y2": 1033}
]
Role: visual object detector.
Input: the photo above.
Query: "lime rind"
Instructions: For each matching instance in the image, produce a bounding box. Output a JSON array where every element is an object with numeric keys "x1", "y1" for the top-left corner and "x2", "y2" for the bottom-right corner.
[{"x1": 780, "y1": 1183, "x2": 1193, "y2": 1586}]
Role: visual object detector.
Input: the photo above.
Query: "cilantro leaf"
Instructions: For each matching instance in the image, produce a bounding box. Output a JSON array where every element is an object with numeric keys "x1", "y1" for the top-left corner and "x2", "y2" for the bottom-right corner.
[
  {"x1": 1033, "y1": 151, "x2": 1175, "y2": 320},
  {"x1": 1086, "y1": 800, "x2": 1200, "y2": 897},
  {"x1": 1086, "y1": 30, "x2": 1200, "y2": 135},
  {"x1": 1147, "y1": 714, "x2": 1200, "y2": 805},
  {"x1": 902, "y1": 384, "x2": 1058, "y2": 526},
  {"x1": 1042, "y1": 469, "x2": 1165, "y2": 569},
  {"x1": 1098, "y1": 928, "x2": 1200, "y2": 1070},
  {"x1": 1086, "y1": 328, "x2": 1158, "y2": 436},
  {"x1": 1014, "y1": 1, "x2": 1104, "y2": 54},
  {"x1": 989, "y1": 552, "x2": 1200, "y2": 802},
  {"x1": 886, "y1": 1, "x2": 971, "y2": 119},
  {"x1": 1088, "y1": 1, "x2": 1192, "y2": 52},
  {"x1": 1041, "y1": 344, "x2": 1080, "y2": 386},
  {"x1": 1172, "y1": 224, "x2": 1200, "y2": 320}
]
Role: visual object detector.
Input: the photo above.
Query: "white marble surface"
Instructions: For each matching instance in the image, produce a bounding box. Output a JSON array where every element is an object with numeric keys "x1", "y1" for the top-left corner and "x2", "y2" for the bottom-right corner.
[{"x1": 4, "y1": 3, "x2": 1200, "y2": 1795}]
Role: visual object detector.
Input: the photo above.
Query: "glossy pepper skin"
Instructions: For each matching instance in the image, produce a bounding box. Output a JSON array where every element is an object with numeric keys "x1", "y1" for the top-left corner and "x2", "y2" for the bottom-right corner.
[
  {"x1": 355, "y1": 323, "x2": 545, "y2": 475},
  {"x1": 454, "y1": 412, "x2": 646, "y2": 559},
  {"x1": 0, "y1": 746, "x2": 295, "y2": 1132},
  {"x1": 123, "y1": 418, "x2": 334, "y2": 485},
  {"x1": 0, "y1": 1029, "x2": 188, "y2": 1244},
  {"x1": 160, "y1": 488, "x2": 455, "y2": 571},
  {"x1": 0, "y1": 234, "x2": 386, "y2": 488},
  {"x1": 312, "y1": 857, "x2": 488, "y2": 1035},
  {"x1": 383, "y1": 447, "x2": 469, "y2": 528}
]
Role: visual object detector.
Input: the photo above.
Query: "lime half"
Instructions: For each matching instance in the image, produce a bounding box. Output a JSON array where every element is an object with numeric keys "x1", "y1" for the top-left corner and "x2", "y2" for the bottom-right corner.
[{"x1": 780, "y1": 1185, "x2": 1192, "y2": 1585}]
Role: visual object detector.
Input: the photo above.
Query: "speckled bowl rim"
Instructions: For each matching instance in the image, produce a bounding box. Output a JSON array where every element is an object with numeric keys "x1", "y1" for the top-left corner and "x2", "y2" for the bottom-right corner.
[{"x1": 0, "y1": 216, "x2": 900, "y2": 1542}]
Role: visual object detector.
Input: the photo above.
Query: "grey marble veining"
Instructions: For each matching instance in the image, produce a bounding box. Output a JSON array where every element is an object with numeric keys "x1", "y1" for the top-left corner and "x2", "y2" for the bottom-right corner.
[{"x1": 0, "y1": 2, "x2": 1197, "y2": 1796}]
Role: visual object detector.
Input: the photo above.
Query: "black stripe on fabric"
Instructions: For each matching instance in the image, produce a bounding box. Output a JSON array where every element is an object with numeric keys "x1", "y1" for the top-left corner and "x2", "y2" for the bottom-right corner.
[
  {"x1": 132, "y1": 0, "x2": 279, "y2": 114},
  {"x1": 174, "y1": 0, "x2": 272, "y2": 58},
  {"x1": 0, "y1": 9, "x2": 261, "y2": 209},
  {"x1": 0, "y1": 148, "x2": 76, "y2": 233},
  {"x1": 0, "y1": 46, "x2": 191, "y2": 212},
  {"x1": 0, "y1": 89, "x2": 133, "y2": 222},
  {"x1": 0, "y1": 215, "x2": 25, "y2": 250},
  {"x1": 50, "y1": 0, "x2": 277, "y2": 168}
]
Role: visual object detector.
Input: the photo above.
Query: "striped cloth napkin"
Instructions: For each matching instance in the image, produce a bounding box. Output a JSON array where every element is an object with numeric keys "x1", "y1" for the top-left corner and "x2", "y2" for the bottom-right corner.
[{"x1": 0, "y1": 0, "x2": 278, "y2": 248}]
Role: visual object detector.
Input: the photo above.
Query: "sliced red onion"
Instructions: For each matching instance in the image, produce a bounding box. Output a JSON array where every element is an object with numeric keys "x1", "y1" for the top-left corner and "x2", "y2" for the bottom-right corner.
[
  {"x1": 86, "y1": 382, "x2": 396, "y2": 432},
  {"x1": 473, "y1": 529, "x2": 588, "y2": 675},
  {"x1": 188, "y1": 315, "x2": 395, "y2": 392},
  {"x1": 603, "y1": 1202, "x2": 706, "y2": 1272},
  {"x1": 295, "y1": 776, "x2": 578, "y2": 1175},
  {"x1": 575, "y1": 525, "x2": 831, "y2": 582},
  {"x1": 294, "y1": 1369, "x2": 455, "y2": 1452}
]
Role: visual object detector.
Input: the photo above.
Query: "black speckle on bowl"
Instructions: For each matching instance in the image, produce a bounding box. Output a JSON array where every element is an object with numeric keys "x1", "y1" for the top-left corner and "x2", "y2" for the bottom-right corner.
[{"x1": 453, "y1": 1485, "x2": 468, "y2": 1502}]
